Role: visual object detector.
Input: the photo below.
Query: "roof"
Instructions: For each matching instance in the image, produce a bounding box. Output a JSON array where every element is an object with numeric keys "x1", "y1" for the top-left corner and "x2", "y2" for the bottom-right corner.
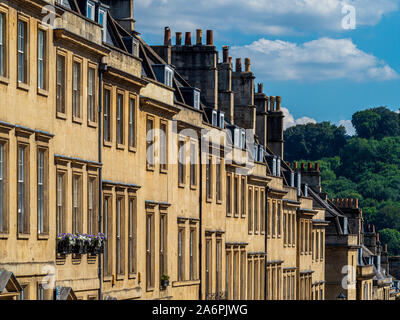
[
  {"x1": 0, "y1": 269, "x2": 22, "y2": 294},
  {"x1": 308, "y1": 187, "x2": 345, "y2": 218}
]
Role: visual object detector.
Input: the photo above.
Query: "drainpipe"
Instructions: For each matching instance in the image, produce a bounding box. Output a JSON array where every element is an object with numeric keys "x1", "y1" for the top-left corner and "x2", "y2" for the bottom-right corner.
[
  {"x1": 198, "y1": 135, "x2": 203, "y2": 300},
  {"x1": 264, "y1": 186, "x2": 270, "y2": 300},
  {"x1": 98, "y1": 62, "x2": 107, "y2": 300}
]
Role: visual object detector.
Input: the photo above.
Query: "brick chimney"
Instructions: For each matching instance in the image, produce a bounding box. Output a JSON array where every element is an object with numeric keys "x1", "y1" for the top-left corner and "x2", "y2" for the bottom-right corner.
[
  {"x1": 222, "y1": 46, "x2": 229, "y2": 63},
  {"x1": 164, "y1": 27, "x2": 171, "y2": 46},
  {"x1": 176, "y1": 32, "x2": 182, "y2": 45},
  {"x1": 196, "y1": 29, "x2": 203, "y2": 45},
  {"x1": 236, "y1": 58, "x2": 242, "y2": 72},
  {"x1": 245, "y1": 58, "x2": 251, "y2": 72},
  {"x1": 267, "y1": 95, "x2": 284, "y2": 159},
  {"x1": 185, "y1": 32, "x2": 192, "y2": 45},
  {"x1": 299, "y1": 161, "x2": 321, "y2": 193},
  {"x1": 255, "y1": 82, "x2": 268, "y2": 148},
  {"x1": 206, "y1": 30, "x2": 213, "y2": 45},
  {"x1": 103, "y1": 0, "x2": 135, "y2": 33}
]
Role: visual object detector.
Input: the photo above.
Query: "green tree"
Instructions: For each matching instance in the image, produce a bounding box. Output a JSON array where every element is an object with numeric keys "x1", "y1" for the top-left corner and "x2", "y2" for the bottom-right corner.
[{"x1": 379, "y1": 229, "x2": 400, "y2": 256}]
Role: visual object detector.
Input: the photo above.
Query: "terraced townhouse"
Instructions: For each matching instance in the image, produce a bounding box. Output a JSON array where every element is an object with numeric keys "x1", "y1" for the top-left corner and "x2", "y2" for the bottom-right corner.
[{"x1": 0, "y1": 0, "x2": 398, "y2": 301}]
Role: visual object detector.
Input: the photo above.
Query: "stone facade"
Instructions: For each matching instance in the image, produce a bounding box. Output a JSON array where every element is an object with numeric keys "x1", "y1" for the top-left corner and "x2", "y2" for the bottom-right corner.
[{"x1": 0, "y1": 0, "x2": 397, "y2": 301}]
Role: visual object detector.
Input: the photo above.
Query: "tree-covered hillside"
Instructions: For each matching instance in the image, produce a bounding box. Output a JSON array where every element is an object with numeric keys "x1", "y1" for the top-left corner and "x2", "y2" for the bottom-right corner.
[{"x1": 284, "y1": 107, "x2": 400, "y2": 255}]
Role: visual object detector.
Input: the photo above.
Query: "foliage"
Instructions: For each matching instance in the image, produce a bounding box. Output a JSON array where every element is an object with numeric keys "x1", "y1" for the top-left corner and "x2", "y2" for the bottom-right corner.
[{"x1": 284, "y1": 106, "x2": 400, "y2": 254}]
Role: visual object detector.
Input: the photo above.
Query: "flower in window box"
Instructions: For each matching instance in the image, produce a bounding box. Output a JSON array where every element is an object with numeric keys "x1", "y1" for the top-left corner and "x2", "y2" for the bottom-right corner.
[{"x1": 160, "y1": 274, "x2": 170, "y2": 288}]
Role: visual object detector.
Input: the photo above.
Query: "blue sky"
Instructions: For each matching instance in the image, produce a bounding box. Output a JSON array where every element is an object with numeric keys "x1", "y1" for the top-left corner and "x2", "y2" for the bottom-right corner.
[{"x1": 134, "y1": 0, "x2": 400, "y2": 134}]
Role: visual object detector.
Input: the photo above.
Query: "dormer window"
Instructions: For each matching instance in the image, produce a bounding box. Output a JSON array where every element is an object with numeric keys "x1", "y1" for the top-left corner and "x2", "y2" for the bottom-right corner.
[
  {"x1": 211, "y1": 110, "x2": 218, "y2": 126},
  {"x1": 240, "y1": 129, "x2": 246, "y2": 149},
  {"x1": 181, "y1": 87, "x2": 201, "y2": 110},
  {"x1": 98, "y1": 7, "x2": 107, "y2": 42},
  {"x1": 194, "y1": 90, "x2": 200, "y2": 110},
  {"x1": 218, "y1": 112, "x2": 225, "y2": 129},
  {"x1": 87, "y1": 1, "x2": 95, "y2": 20},
  {"x1": 153, "y1": 65, "x2": 174, "y2": 87}
]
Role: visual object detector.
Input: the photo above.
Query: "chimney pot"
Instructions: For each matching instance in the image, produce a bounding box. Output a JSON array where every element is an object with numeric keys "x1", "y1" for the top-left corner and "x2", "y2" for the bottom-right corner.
[
  {"x1": 269, "y1": 96, "x2": 276, "y2": 111},
  {"x1": 196, "y1": 29, "x2": 203, "y2": 45},
  {"x1": 301, "y1": 163, "x2": 305, "y2": 171},
  {"x1": 176, "y1": 32, "x2": 182, "y2": 45},
  {"x1": 229, "y1": 57, "x2": 233, "y2": 67},
  {"x1": 245, "y1": 58, "x2": 251, "y2": 72},
  {"x1": 307, "y1": 163, "x2": 312, "y2": 171},
  {"x1": 222, "y1": 46, "x2": 229, "y2": 63},
  {"x1": 164, "y1": 27, "x2": 171, "y2": 46},
  {"x1": 258, "y1": 83, "x2": 264, "y2": 94},
  {"x1": 276, "y1": 96, "x2": 282, "y2": 111},
  {"x1": 185, "y1": 32, "x2": 192, "y2": 45},
  {"x1": 349, "y1": 198, "x2": 353, "y2": 208},
  {"x1": 377, "y1": 232, "x2": 380, "y2": 241},
  {"x1": 344, "y1": 198, "x2": 349, "y2": 208},
  {"x1": 315, "y1": 162, "x2": 320, "y2": 172},
  {"x1": 236, "y1": 58, "x2": 242, "y2": 72},
  {"x1": 293, "y1": 162, "x2": 298, "y2": 170},
  {"x1": 354, "y1": 198, "x2": 359, "y2": 209},
  {"x1": 206, "y1": 30, "x2": 213, "y2": 45}
]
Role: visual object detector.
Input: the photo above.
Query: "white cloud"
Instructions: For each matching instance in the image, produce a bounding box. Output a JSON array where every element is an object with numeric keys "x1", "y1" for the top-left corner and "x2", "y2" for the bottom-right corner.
[
  {"x1": 283, "y1": 107, "x2": 317, "y2": 130},
  {"x1": 338, "y1": 120, "x2": 356, "y2": 136},
  {"x1": 135, "y1": 0, "x2": 400, "y2": 37},
  {"x1": 231, "y1": 37, "x2": 399, "y2": 81}
]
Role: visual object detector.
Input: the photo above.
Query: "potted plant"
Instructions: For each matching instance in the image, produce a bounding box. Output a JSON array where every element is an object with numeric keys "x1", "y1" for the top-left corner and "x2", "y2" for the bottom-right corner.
[
  {"x1": 72, "y1": 233, "x2": 86, "y2": 254},
  {"x1": 88, "y1": 233, "x2": 105, "y2": 254},
  {"x1": 56, "y1": 233, "x2": 74, "y2": 254},
  {"x1": 161, "y1": 274, "x2": 170, "y2": 289}
]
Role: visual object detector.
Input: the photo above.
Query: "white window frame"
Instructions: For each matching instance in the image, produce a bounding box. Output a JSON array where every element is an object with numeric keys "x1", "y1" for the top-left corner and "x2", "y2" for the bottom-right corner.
[
  {"x1": 86, "y1": 1, "x2": 95, "y2": 20},
  {"x1": 37, "y1": 29, "x2": 45, "y2": 90},
  {"x1": 37, "y1": 149, "x2": 44, "y2": 234},
  {"x1": 0, "y1": 12, "x2": 5, "y2": 77},
  {"x1": 17, "y1": 20, "x2": 27, "y2": 84}
]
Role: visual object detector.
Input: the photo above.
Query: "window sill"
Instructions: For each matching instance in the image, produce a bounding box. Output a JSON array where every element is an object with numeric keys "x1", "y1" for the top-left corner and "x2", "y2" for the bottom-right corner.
[
  {"x1": 88, "y1": 120, "x2": 98, "y2": 128},
  {"x1": 147, "y1": 166, "x2": 155, "y2": 172},
  {"x1": 190, "y1": 185, "x2": 197, "y2": 191},
  {"x1": 103, "y1": 140, "x2": 112, "y2": 148},
  {"x1": 128, "y1": 273, "x2": 137, "y2": 280},
  {"x1": 226, "y1": 213, "x2": 232, "y2": 218},
  {"x1": 0, "y1": 233, "x2": 9, "y2": 239},
  {"x1": 116, "y1": 143, "x2": 125, "y2": 151},
  {"x1": 37, "y1": 233, "x2": 49, "y2": 240},
  {"x1": 216, "y1": 199, "x2": 222, "y2": 205},
  {"x1": 56, "y1": 112, "x2": 67, "y2": 120},
  {"x1": 17, "y1": 82, "x2": 30, "y2": 92},
  {"x1": 17, "y1": 233, "x2": 30, "y2": 240},
  {"x1": 72, "y1": 116, "x2": 83, "y2": 124},
  {"x1": 146, "y1": 287, "x2": 155, "y2": 292},
  {"x1": 206, "y1": 198, "x2": 213, "y2": 203},
  {"x1": 0, "y1": 76, "x2": 9, "y2": 85},
  {"x1": 178, "y1": 183, "x2": 186, "y2": 189},
  {"x1": 103, "y1": 276, "x2": 113, "y2": 282},
  {"x1": 116, "y1": 274, "x2": 125, "y2": 281},
  {"x1": 37, "y1": 88, "x2": 48, "y2": 97},
  {"x1": 160, "y1": 168, "x2": 168, "y2": 174},
  {"x1": 128, "y1": 146, "x2": 137, "y2": 153},
  {"x1": 172, "y1": 279, "x2": 200, "y2": 287}
]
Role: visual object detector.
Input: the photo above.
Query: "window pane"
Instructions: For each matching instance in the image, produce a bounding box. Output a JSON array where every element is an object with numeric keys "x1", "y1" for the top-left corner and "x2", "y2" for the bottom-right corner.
[
  {"x1": 37, "y1": 150, "x2": 44, "y2": 234},
  {"x1": 17, "y1": 147, "x2": 25, "y2": 234},
  {"x1": 160, "y1": 123, "x2": 167, "y2": 170},
  {"x1": 56, "y1": 55, "x2": 65, "y2": 113},
  {"x1": 129, "y1": 98, "x2": 135, "y2": 147},
  {"x1": 88, "y1": 68, "x2": 95, "y2": 122},
  {"x1": 37, "y1": 30, "x2": 45, "y2": 89},
  {"x1": 0, "y1": 13, "x2": 4, "y2": 77},
  {"x1": 104, "y1": 89, "x2": 111, "y2": 141},
  {"x1": 73, "y1": 62, "x2": 81, "y2": 117},
  {"x1": 17, "y1": 21, "x2": 26, "y2": 83},
  {"x1": 0, "y1": 143, "x2": 4, "y2": 232},
  {"x1": 116, "y1": 94, "x2": 123, "y2": 144}
]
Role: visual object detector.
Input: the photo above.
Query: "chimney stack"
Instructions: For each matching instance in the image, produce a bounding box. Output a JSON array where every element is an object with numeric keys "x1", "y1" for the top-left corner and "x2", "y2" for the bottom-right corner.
[
  {"x1": 196, "y1": 29, "x2": 203, "y2": 45},
  {"x1": 222, "y1": 46, "x2": 229, "y2": 63},
  {"x1": 307, "y1": 163, "x2": 312, "y2": 171},
  {"x1": 245, "y1": 58, "x2": 251, "y2": 72},
  {"x1": 276, "y1": 96, "x2": 282, "y2": 111},
  {"x1": 206, "y1": 30, "x2": 213, "y2": 45},
  {"x1": 269, "y1": 96, "x2": 276, "y2": 111},
  {"x1": 176, "y1": 32, "x2": 182, "y2": 45},
  {"x1": 164, "y1": 27, "x2": 171, "y2": 46},
  {"x1": 185, "y1": 32, "x2": 192, "y2": 45},
  {"x1": 236, "y1": 58, "x2": 242, "y2": 72}
]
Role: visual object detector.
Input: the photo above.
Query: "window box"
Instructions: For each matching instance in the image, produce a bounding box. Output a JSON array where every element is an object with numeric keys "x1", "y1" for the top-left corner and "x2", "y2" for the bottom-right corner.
[{"x1": 56, "y1": 232, "x2": 105, "y2": 255}]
